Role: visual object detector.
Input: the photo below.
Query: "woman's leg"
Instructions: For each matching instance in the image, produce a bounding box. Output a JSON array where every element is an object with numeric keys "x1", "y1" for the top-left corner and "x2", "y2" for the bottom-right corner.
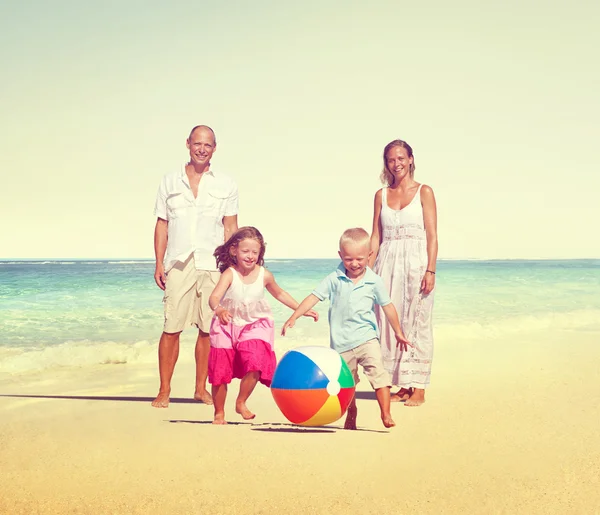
[{"x1": 235, "y1": 371, "x2": 259, "y2": 420}]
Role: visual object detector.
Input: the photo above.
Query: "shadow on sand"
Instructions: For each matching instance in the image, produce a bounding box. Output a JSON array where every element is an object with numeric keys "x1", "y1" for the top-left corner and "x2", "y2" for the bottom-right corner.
[{"x1": 0, "y1": 394, "x2": 210, "y2": 404}]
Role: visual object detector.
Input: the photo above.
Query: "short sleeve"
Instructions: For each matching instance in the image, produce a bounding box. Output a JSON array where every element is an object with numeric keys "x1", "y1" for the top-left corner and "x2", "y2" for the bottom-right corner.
[
  {"x1": 373, "y1": 277, "x2": 392, "y2": 306},
  {"x1": 312, "y1": 274, "x2": 333, "y2": 301},
  {"x1": 223, "y1": 182, "x2": 239, "y2": 217},
  {"x1": 154, "y1": 177, "x2": 168, "y2": 220}
]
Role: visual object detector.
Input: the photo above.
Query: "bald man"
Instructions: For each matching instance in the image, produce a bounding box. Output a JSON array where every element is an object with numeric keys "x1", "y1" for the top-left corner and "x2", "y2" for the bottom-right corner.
[{"x1": 152, "y1": 125, "x2": 239, "y2": 408}]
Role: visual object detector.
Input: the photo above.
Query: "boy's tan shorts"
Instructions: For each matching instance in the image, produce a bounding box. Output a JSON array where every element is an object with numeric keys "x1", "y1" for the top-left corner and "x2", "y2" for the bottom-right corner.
[
  {"x1": 340, "y1": 339, "x2": 391, "y2": 390},
  {"x1": 163, "y1": 256, "x2": 220, "y2": 334}
]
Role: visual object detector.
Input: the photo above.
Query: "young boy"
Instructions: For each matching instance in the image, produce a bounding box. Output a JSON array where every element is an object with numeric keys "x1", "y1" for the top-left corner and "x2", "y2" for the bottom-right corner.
[{"x1": 282, "y1": 228, "x2": 410, "y2": 429}]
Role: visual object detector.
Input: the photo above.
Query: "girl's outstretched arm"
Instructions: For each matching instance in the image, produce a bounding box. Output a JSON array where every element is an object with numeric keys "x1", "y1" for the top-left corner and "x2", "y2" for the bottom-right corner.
[
  {"x1": 281, "y1": 294, "x2": 321, "y2": 336},
  {"x1": 369, "y1": 189, "x2": 383, "y2": 268},
  {"x1": 209, "y1": 269, "x2": 234, "y2": 324},
  {"x1": 265, "y1": 270, "x2": 318, "y2": 320}
]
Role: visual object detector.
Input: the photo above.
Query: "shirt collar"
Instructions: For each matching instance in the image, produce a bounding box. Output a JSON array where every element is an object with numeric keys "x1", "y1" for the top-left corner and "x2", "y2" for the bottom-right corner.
[
  {"x1": 180, "y1": 165, "x2": 215, "y2": 186},
  {"x1": 335, "y1": 263, "x2": 377, "y2": 284}
]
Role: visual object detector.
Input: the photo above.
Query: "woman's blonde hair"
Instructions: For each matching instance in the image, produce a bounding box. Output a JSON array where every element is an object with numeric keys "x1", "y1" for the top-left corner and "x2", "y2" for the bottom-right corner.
[{"x1": 380, "y1": 139, "x2": 415, "y2": 186}]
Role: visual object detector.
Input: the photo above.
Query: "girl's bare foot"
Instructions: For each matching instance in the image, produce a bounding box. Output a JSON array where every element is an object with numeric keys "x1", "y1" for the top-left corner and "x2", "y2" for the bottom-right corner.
[
  {"x1": 235, "y1": 401, "x2": 256, "y2": 420},
  {"x1": 194, "y1": 389, "x2": 214, "y2": 405},
  {"x1": 405, "y1": 388, "x2": 425, "y2": 407},
  {"x1": 212, "y1": 413, "x2": 227, "y2": 425},
  {"x1": 382, "y1": 413, "x2": 396, "y2": 428},
  {"x1": 390, "y1": 388, "x2": 411, "y2": 402},
  {"x1": 151, "y1": 390, "x2": 170, "y2": 408}
]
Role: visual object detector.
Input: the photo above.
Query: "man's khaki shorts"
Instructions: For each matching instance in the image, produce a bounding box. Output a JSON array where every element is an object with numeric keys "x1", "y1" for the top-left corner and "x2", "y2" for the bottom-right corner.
[
  {"x1": 163, "y1": 256, "x2": 220, "y2": 334},
  {"x1": 340, "y1": 339, "x2": 391, "y2": 390}
]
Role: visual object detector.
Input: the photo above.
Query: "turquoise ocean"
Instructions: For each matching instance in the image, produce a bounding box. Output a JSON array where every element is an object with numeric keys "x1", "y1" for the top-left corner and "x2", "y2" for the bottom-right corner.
[{"x1": 1, "y1": 259, "x2": 599, "y2": 375}]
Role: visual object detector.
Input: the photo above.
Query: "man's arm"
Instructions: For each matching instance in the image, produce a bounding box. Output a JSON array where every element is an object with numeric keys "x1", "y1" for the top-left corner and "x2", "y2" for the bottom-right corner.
[
  {"x1": 154, "y1": 218, "x2": 168, "y2": 290},
  {"x1": 223, "y1": 215, "x2": 238, "y2": 243}
]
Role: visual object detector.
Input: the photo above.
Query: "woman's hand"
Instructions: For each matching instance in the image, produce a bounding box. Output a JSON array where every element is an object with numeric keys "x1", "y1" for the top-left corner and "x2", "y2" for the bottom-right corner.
[
  {"x1": 420, "y1": 271, "x2": 435, "y2": 295},
  {"x1": 215, "y1": 306, "x2": 232, "y2": 325}
]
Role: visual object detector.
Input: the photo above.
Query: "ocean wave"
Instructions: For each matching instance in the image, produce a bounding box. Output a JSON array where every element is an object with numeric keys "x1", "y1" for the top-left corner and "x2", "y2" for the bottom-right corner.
[{"x1": 435, "y1": 309, "x2": 600, "y2": 341}]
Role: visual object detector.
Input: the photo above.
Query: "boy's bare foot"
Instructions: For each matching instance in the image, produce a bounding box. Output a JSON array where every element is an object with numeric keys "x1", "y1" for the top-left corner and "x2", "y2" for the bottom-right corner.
[
  {"x1": 381, "y1": 413, "x2": 396, "y2": 428},
  {"x1": 343, "y1": 408, "x2": 357, "y2": 430},
  {"x1": 194, "y1": 389, "x2": 214, "y2": 405},
  {"x1": 235, "y1": 401, "x2": 256, "y2": 420},
  {"x1": 405, "y1": 388, "x2": 425, "y2": 407},
  {"x1": 151, "y1": 390, "x2": 170, "y2": 408},
  {"x1": 212, "y1": 413, "x2": 227, "y2": 425},
  {"x1": 391, "y1": 388, "x2": 411, "y2": 402}
]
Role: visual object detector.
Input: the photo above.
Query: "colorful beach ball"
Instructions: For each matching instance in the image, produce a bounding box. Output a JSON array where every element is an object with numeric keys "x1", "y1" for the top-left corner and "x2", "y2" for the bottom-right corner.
[{"x1": 271, "y1": 346, "x2": 356, "y2": 426}]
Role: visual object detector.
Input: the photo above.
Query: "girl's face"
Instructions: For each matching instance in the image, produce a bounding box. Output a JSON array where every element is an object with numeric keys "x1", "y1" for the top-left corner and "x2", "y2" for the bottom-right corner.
[
  {"x1": 233, "y1": 238, "x2": 261, "y2": 272},
  {"x1": 385, "y1": 146, "x2": 413, "y2": 184}
]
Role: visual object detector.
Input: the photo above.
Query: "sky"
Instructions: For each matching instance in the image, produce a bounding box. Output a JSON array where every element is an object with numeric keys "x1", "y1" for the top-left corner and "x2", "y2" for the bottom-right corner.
[{"x1": 1, "y1": 0, "x2": 598, "y2": 259}]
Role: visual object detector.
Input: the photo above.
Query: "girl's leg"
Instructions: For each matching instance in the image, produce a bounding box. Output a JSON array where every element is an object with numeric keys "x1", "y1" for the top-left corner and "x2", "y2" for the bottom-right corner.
[
  {"x1": 212, "y1": 384, "x2": 228, "y2": 424},
  {"x1": 235, "y1": 371, "x2": 259, "y2": 420}
]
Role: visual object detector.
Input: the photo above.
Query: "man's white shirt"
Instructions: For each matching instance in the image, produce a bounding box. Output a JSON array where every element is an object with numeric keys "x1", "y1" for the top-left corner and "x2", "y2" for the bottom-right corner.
[{"x1": 154, "y1": 166, "x2": 238, "y2": 272}]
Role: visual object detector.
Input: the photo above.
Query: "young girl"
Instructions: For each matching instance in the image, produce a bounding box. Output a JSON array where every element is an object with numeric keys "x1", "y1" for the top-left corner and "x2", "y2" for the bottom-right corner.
[{"x1": 208, "y1": 226, "x2": 318, "y2": 425}]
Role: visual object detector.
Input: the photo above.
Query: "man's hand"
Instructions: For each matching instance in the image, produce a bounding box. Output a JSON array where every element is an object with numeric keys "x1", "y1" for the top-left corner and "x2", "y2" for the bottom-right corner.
[
  {"x1": 154, "y1": 264, "x2": 166, "y2": 290},
  {"x1": 395, "y1": 331, "x2": 411, "y2": 352}
]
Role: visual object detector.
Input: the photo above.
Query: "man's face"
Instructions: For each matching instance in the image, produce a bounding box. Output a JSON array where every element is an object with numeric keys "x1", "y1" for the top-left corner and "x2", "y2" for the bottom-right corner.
[
  {"x1": 338, "y1": 242, "x2": 371, "y2": 279},
  {"x1": 186, "y1": 128, "x2": 216, "y2": 167}
]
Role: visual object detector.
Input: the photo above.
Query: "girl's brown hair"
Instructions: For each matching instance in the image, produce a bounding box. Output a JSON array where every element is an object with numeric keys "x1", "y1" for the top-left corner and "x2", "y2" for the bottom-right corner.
[
  {"x1": 380, "y1": 139, "x2": 416, "y2": 186},
  {"x1": 213, "y1": 226, "x2": 266, "y2": 273}
]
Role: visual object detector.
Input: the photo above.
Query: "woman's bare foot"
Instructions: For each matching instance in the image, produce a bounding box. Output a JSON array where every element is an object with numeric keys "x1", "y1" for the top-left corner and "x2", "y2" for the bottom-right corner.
[
  {"x1": 212, "y1": 412, "x2": 227, "y2": 425},
  {"x1": 381, "y1": 413, "x2": 396, "y2": 428},
  {"x1": 390, "y1": 388, "x2": 411, "y2": 402},
  {"x1": 235, "y1": 401, "x2": 256, "y2": 420},
  {"x1": 151, "y1": 390, "x2": 170, "y2": 408},
  {"x1": 194, "y1": 389, "x2": 214, "y2": 405},
  {"x1": 405, "y1": 388, "x2": 425, "y2": 407}
]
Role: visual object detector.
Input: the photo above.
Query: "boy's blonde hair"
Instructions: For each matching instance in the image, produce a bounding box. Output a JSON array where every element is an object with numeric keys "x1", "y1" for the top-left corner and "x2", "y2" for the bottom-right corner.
[{"x1": 339, "y1": 228, "x2": 370, "y2": 249}]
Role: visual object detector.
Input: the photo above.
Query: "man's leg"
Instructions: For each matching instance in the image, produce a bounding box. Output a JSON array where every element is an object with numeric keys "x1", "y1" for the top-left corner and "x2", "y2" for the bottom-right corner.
[
  {"x1": 194, "y1": 330, "x2": 213, "y2": 404},
  {"x1": 152, "y1": 331, "x2": 182, "y2": 408}
]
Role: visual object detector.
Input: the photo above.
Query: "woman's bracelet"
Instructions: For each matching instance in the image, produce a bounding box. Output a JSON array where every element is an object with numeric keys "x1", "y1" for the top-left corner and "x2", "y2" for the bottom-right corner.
[{"x1": 426, "y1": 269, "x2": 436, "y2": 275}]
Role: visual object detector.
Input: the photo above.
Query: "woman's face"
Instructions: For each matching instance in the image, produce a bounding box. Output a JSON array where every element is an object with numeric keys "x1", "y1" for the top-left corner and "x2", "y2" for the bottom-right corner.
[{"x1": 385, "y1": 146, "x2": 413, "y2": 184}]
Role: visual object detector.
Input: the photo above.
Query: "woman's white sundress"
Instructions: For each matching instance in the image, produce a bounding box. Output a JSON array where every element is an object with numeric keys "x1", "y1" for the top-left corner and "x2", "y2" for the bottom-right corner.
[{"x1": 374, "y1": 185, "x2": 434, "y2": 388}]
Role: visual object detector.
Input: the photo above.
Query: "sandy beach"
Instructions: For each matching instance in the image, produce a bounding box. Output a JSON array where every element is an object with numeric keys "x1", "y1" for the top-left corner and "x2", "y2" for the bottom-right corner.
[{"x1": 1, "y1": 328, "x2": 599, "y2": 515}]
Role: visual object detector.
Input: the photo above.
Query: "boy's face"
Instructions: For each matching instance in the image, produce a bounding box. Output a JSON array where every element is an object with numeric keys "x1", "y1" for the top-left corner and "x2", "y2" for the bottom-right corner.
[{"x1": 338, "y1": 241, "x2": 372, "y2": 279}]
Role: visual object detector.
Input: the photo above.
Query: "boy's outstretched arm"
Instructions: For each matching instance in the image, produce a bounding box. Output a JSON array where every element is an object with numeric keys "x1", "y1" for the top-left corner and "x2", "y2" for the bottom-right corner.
[
  {"x1": 265, "y1": 270, "x2": 319, "y2": 322},
  {"x1": 281, "y1": 294, "x2": 321, "y2": 335},
  {"x1": 381, "y1": 303, "x2": 411, "y2": 351}
]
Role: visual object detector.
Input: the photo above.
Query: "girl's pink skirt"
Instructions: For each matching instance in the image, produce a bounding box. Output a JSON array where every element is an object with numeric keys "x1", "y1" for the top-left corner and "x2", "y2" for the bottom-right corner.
[
  {"x1": 209, "y1": 339, "x2": 276, "y2": 387},
  {"x1": 209, "y1": 317, "x2": 276, "y2": 386}
]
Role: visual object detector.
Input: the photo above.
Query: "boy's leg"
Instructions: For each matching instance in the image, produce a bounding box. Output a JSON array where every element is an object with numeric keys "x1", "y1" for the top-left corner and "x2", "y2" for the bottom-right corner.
[
  {"x1": 212, "y1": 384, "x2": 228, "y2": 424},
  {"x1": 340, "y1": 349, "x2": 359, "y2": 430},
  {"x1": 236, "y1": 371, "x2": 259, "y2": 420},
  {"x1": 357, "y1": 340, "x2": 395, "y2": 428}
]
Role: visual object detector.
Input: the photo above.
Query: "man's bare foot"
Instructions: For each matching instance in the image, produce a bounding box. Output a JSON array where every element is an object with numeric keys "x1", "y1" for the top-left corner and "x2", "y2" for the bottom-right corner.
[
  {"x1": 151, "y1": 391, "x2": 170, "y2": 408},
  {"x1": 212, "y1": 413, "x2": 227, "y2": 425},
  {"x1": 382, "y1": 413, "x2": 396, "y2": 428},
  {"x1": 405, "y1": 388, "x2": 425, "y2": 407},
  {"x1": 194, "y1": 389, "x2": 214, "y2": 405},
  {"x1": 344, "y1": 408, "x2": 357, "y2": 430},
  {"x1": 235, "y1": 401, "x2": 256, "y2": 420},
  {"x1": 391, "y1": 388, "x2": 411, "y2": 402}
]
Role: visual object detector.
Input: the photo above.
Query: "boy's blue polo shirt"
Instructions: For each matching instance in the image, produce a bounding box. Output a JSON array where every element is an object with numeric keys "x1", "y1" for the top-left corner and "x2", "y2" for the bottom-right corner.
[{"x1": 312, "y1": 264, "x2": 392, "y2": 353}]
